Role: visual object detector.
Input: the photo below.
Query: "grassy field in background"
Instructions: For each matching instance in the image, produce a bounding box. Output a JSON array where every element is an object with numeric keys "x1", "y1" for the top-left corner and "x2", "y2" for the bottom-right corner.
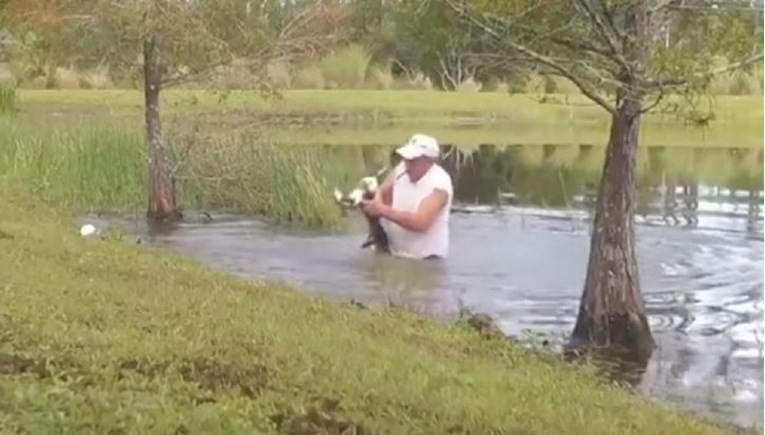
[
  {"x1": 0, "y1": 195, "x2": 751, "y2": 435},
  {"x1": 14, "y1": 89, "x2": 764, "y2": 147},
  {"x1": 261, "y1": 122, "x2": 761, "y2": 148},
  {"x1": 16, "y1": 88, "x2": 763, "y2": 119}
]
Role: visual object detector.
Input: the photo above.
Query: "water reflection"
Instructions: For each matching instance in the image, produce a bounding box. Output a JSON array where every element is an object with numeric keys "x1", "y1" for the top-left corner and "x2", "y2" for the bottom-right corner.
[
  {"x1": 356, "y1": 254, "x2": 447, "y2": 310},
  {"x1": 85, "y1": 143, "x2": 764, "y2": 429},
  {"x1": 437, "y1": 144, "x2": 764, "y2": 240}
]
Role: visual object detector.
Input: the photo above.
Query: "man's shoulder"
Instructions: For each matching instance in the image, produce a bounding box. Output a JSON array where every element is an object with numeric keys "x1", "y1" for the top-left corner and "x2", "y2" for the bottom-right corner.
[
  {"x1": 429, "y1": 164, "x2": 453, "y2": 195},
  {"x1": 435, "y1": 163, "x2": 452, "y2": 177},
  {"x1": 389, "y1": 162, "x2": 405, "y2": 180}
]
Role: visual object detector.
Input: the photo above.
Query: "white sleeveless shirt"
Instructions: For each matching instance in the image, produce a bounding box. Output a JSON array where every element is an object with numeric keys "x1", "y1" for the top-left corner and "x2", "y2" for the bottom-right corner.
[{"x1": 381, "y1": 162, "x2": 453, "y2": 259}]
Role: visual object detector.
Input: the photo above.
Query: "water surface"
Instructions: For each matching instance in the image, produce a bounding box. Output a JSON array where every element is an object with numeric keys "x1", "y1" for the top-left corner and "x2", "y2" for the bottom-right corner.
[{"x1": 86, "y1": 144, "x2": 764, "y2": 428}]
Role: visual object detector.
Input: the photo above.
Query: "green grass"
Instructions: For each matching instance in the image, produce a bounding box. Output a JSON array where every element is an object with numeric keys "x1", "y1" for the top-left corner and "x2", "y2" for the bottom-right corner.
[
  {"x1": 0, "y1": 119, "x2": 145, "y2": 212},
  {"x1": 0, "y1": 82, "x2": 17, "y2": 115},
  {"x1": 15, "y1": 89, "x2": 763, "y2": 147},
  {"x1": 0, "y1": 196, "x2": 750, "y2": 435},
  {"x1": 178, "y1": 133, "x2": 365, "y2": 227},
  {"x1": 0, "y1": 118, "x2": 360, "y2": 227},
  {"x1": 18, "y1": 88, "x2": 763, "y2": 120},
  {"x1": 259, "y1": 121, "x2": 762, "y2": 148}
]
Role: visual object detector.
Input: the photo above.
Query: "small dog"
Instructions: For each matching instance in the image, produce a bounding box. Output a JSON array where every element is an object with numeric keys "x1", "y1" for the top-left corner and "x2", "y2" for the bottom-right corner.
[{"x1": 333, "y1": 168, "x2": 390, "y2": 254}]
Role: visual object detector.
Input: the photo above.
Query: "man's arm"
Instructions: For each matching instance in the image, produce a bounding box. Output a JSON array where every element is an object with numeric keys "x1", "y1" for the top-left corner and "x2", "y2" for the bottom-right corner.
[
  {"x1": 378, "y1": 188, "x2": 449, "y2": 233},
  {"x1": 374, "y1": 163, "x2": 403, "y2": 206},
  {"x1": 374, "y1": 175, "x2": 394, "y2": 206}
]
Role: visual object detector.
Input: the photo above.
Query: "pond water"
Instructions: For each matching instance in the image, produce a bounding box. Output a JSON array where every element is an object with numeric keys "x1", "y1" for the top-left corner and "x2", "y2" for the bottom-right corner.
[{"x1": 85, "y1": 143, "x2": 764, "y2": 429}]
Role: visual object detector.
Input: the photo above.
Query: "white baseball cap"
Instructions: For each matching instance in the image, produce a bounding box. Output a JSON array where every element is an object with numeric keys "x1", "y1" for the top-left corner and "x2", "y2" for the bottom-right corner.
[{"x1": 395, "y1": 133, "x2": 440, "y2": 160}]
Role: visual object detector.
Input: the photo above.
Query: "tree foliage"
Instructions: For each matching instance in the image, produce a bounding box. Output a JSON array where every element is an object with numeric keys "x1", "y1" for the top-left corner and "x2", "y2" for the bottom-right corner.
[
  {"x1": 441, "y1": 0, "x2": 763, "y2": 114},
  {"x1": 348, "y1": 0, "x2": 531, "y2": 89},
  {"x1": 4, "y1": 0, "x2": 350, "y2": 88}
]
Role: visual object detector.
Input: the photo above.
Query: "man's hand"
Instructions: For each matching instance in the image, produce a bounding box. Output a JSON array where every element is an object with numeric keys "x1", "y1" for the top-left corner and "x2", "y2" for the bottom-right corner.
[
  {"x1": 360, "y1": 198, "x2": 386, "y2": 218},
  {"x1": 364, "y1": 189, "x2": 448, "y2": 233}
]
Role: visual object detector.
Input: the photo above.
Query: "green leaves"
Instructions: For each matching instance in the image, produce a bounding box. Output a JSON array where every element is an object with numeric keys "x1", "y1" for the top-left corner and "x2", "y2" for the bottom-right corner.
[
  {"x1": 441, "y1": 0, "x2": 763, "y2": 115},
  {"x1": 4, "y1": 0, "x2": 350, "y2": 88}
]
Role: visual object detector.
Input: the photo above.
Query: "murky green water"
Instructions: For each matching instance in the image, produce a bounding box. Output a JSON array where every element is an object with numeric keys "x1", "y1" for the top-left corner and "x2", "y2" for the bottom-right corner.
[{"x1": 87, "y1": 143, "x2": 764, "y2": 429}]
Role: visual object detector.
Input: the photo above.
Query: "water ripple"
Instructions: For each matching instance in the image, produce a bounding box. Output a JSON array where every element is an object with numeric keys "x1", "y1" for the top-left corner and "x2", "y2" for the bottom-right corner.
[{"x1": 87, "y1": 193, "x2": 764, "y2": 428}]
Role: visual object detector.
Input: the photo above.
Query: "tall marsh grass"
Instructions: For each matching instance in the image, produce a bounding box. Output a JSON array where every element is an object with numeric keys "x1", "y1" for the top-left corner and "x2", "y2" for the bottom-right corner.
[
  {"x1": 0, "y1": 82, "x2": 16, "y2": 115},
  {"x1": 0, "y1": 119, "x2": 358, "y2": 227},
  {"x1": 0, "y1": 119, "x2": 145, "y2": 212},
  {"x1": 179, "y1": 133, "x2": 354, "y2": 227}
]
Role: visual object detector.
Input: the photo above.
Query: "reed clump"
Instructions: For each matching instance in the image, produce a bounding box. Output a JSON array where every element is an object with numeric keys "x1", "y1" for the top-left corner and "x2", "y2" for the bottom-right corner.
[
  {"x1": 0, "y1": 81, "x2": 17, "y2": 115},
  {"x1": 179, "y1": 133, "x2": 350, "y2": 227},
  {"x1": 0, "y1": 118, "x2": 356, "y2": 228}
]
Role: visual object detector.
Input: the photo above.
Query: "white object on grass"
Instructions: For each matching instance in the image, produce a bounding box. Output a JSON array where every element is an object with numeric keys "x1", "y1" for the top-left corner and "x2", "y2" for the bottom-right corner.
[{"x1": 80, "y1": 224, "x2": 97, "y2": 237}]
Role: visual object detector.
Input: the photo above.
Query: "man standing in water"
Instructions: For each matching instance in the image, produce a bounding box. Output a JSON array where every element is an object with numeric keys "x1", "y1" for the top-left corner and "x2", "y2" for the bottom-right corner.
[{"x1": 361, "y1": 133, "x2": 453, "y2": 260}]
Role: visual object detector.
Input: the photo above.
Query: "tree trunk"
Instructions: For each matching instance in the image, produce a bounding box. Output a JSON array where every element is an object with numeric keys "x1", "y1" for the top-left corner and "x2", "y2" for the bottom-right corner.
[
  {"x1": 143, "y1": 34, "x2": 181, "y2": 222},
  {"x1": 570, "y1": 95, "x2": 655, "y2": 362}
]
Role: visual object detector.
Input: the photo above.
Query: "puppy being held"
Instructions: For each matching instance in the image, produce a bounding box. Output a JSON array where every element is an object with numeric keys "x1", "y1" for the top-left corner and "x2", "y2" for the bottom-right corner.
[{"x1": 333, "y1": 168, "x2": 390, "y2": 254}]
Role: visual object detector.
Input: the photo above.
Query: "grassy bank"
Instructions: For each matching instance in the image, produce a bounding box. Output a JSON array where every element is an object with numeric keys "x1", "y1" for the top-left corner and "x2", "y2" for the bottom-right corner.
[
  {"x1": 262, "y1": 121, "x2": 762, "y2": 148},
  {"x1": 14, "y1": 89, "x2": 764, "y2": 147},
  {"x1": 0, "y1": 196, "x2": 745, "y2": 435},
  {"x1": 17, "y1": 89, "x2": 763, "y2": 124}
]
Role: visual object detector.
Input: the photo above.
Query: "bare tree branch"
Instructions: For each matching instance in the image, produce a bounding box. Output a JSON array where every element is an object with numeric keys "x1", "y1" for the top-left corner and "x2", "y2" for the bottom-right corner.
[
  {"x1": 640, "y1": 84, "x2": 666, "y2": 114},
  {"x1": 548, "y1": 34, "x2": 614, "y2": 59},
  {"x1": 645, "y1": 52, "x2": 765, "y2": 89},
  {"x1": 573, "y1": 0, "x2": 631, "y2": 75},
  {"x1": 597, "y1": 0, "x2": 628, "y2": 43},
  {"x1": 443, "y1": 0, "x2": 617, "y2": 115},
  {"x1": 508, "y1": 16, "x2": 624, "y2": 81},
  {"x1": 162, "y1": 58, "x2": 232, "y2": 87},
  {"x1": 648, "y1": 0, "x2": 680, "y2": 14}
]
